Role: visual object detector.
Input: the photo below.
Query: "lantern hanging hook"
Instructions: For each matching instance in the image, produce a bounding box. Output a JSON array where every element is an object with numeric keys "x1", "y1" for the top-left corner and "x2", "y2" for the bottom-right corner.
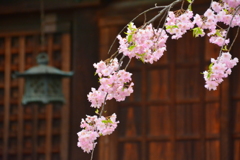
[{"x1": 40, "y1": 0, "x2": 45, "y2": 48}]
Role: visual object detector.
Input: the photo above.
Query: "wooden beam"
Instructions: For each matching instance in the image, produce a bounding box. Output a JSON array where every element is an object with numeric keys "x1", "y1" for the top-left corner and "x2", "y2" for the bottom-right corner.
[{"x1": 0, "y1": 1, "x2": 100, "y2": 15}]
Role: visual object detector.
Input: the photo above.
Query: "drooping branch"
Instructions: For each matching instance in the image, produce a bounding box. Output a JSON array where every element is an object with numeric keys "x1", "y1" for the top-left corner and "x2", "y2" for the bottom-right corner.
[
  {"x1": 219, "y1": 5, "x2": 240, "y2": 56},
  {"x1": 107, "y1": 0, "x2": 184, "y2": 56},
  {"x1": 229, "y1": 26, "x2": 240, "y2": 51}
]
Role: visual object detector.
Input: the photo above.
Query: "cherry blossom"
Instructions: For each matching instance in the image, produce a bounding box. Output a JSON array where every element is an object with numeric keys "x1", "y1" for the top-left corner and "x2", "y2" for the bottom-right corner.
[
  {"x1": 165, "y1": 9, "x2": 194, "y2": 39},
  {"x1": 117, "y1": 23, "x2": 168, "y2": 64},
  {"x1": 222, "y1": 0, "x2": 240, "y2": 8},
  {"x1": 203, "y1": 52, "x2": 238, "y2": 90},
  {"x1": 77, "y1": 114, "x2": 119, "y2": 153}
]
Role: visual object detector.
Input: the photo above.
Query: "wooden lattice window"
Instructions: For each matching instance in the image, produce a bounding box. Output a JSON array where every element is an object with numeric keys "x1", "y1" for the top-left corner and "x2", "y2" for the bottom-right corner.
[{"x1": 0, "y1": 32, "x2": 71, "y2": 160}]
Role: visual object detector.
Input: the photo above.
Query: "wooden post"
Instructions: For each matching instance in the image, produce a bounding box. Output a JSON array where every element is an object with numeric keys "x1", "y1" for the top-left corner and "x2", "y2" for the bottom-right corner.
[
  {"x1": 3, "y1": 37, "x2": 11, "y2": 160},
  {"x1": 17, "y1": 36, "x2": 25, "y2": 160},
  {"x1": 61, "y1": 33, "x2": 71, "y2": 160},
  {"x1": 45, "y1": 104, "x2": 53, "y2": 160},
  {"x1": 220, "y1": 79, "x2": 231, "y2": 160}
]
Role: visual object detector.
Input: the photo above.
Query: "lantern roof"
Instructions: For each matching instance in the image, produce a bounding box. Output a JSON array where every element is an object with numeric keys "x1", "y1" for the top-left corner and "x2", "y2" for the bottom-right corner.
[{"x1": 14, "y1": 52, "x2": 74, "y2": 77}]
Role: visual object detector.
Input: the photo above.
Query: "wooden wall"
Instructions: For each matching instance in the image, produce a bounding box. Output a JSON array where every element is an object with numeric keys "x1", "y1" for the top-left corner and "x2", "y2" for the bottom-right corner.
[{"x1": 97, "y1": 1, "x2": 240, "y2": 160}]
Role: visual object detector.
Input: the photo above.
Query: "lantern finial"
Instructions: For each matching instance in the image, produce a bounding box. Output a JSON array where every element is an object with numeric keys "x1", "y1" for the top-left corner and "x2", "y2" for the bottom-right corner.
[{"x1": 37, "y1": 52, "x2": 48, "y2": 65}]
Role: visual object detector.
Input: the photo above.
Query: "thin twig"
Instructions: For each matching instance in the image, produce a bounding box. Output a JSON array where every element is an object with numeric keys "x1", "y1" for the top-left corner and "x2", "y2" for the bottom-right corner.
[
  {"x1": 219, "y1": 5, "x2": 240, "y2": 57},
  {"x1": 100, "y1": 93, "x2": 108, "y2": 116},
  {"x1": 156, "y1": 8, "x2": 168, "y2": 29},
  {"x1": 125, "y1": 58, "x2": 132, "y2": 70},
  {"x1": 109, "y1": 50, "x2": 120, "y2": 59},
  {"x1": 229, "y1": 27, "x2": 240, "y2": 52},
  {"x1": 117, "y1": 54, "x2": 126, "y2": 70},
  {"x1": 181, "y1": 0, "x2": 185, "y2": 9},
  {"x1": 144, "y1": 0, "x2": 183, "y2": 35},
  {"x1": 90, "y1": 143, "x2": 96, "y2": 160},
  {"x1": 144, "y1": 7, "x2": 169, "y2": 27},
  {"x1": 144, "y1": 12, "x2": 147, "y2": 25},
  {"x1": 156, "y1": 3, "x2": 174, "y2": 42}
]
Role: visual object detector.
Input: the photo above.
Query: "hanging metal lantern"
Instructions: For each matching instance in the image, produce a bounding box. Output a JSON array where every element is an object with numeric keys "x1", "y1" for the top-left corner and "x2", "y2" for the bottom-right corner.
[{"x1": 13, "y1": 52, "x2": 73, "y2": 105}]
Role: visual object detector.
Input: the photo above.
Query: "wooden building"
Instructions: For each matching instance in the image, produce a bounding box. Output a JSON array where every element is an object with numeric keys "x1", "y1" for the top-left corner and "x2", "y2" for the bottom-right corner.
[{"x1": 0, "y1": 0, "x2": 240, "y2": 160}]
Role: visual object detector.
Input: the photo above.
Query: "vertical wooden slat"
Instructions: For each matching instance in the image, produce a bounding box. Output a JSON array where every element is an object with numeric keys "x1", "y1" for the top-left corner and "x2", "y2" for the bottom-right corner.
[
  {"x1": 47, "y1": 35, "x2": 53, "y2": 65},
  {"x1": 3, "y1": 37, "x2": 11, "y2": 160},
  {"x1": 142, "y1": 65, "x2": 147, "y2": 160},
  {"x1": 33, "y1": 104, "x2": 38, "y2": 160},
  {"x1": 169, "y1": 40, "x2": 176, "y2": 160},
  {"x1": 98, "y1": 26, "x2": 119, "y2": 160},
  {"x1": 61, "y1": 33, "x2": 71, "y2": 160},
  {"x1": 17, "y1": 36, "x2": 25, "y2": 160},
  {"x1": 98, "y1": 26, "x2": 109, "y2": 160},
  {"x1": 220, "y1": 79, "x2": 231, "y2": 160},
  {"x1": 199, "y1": 36, "x2": 207, "y2": 160},
  {"x1": 45, "y1": 34, "x2": 54, "y2": 160},
  {"x1": 45, "y1": 104, "x2": 53, "y2": 160}
]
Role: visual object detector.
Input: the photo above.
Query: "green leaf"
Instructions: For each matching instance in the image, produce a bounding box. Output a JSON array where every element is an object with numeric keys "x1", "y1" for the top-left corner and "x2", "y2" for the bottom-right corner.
[
  {"x1": 128, "y1": 44, "x2": 136, "y2": 51},
  {"x1": 98, "y1": 77, "x2": 102, "y2": 82},
  {"x1": 223, "y1": 9, "x2": 228, "y2": 14},
  {"x1": 140, "y1": 57, "x2": 145, "y2": 63},
  {"x1": 192, "y1": 27, "x2": 203, "y2": 37},
  {"x1": 209, "y1": 63, "x2": 213, "y2": 69},
  {"x1": 207, "y1": 63, "x2": 213, "y2": 79},
  {"x1": 95, "y1": 109, "x2": 99, "y2": 114},
  {"x1": 186, "y1": 0, "x2": 192, "y2": 3},
  {"x1": 165, "y1": 25, "x2": 178, "y2": 30},
  {"x1": 215, "y1": 30, "x2": 222, "y2": 37},
  {"x1": 136, "y1": 53, "x2": 146, "y2": 63},
  {"x1": 136, "y1": 52, "x2": 146, "y2": 57},
  {"x1": 222, "y1": 45, "x2": 228, "y2": 51},
  {"x1": 101, "y1": 120, "x2": 108, "y2": 123},
  {"x1": 128, "y1": 22, "x2": 133, "y2": 29},
  {"x1": 102, "y1": 119, "x2": 113, "y2": 124},
  {"x1": 188, "y1": 4, "x2": 192, "y2": 11},
  {"x1": 127, "y1": 22, "x2": 137, "y2": 32},
  {"x1": 127, "y1": 34, "x2": 133, "y2": 43}
]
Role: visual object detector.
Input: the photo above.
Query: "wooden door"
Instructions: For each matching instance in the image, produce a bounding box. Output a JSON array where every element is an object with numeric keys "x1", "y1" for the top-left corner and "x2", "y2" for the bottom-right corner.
[
  {"x1": 98, "y1": 10, "x2": 236, "y2": 160},
  {"x1": 229, "y1": 29, "x2": 240, "y2": 160},
  {"x1": 0, "y1": 31, "x2": 71, "y2": 160}
]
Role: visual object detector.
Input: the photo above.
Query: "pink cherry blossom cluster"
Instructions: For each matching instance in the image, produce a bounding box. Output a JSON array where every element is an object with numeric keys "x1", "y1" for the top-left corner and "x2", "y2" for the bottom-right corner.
[
  {"x1": 77, "y1": 113, "x2": 119, "y2": 153},
  {"x1": 117, "y1": 23, "x2": 168, "y2": 64},
  {"x1": 213, "y1": 1, "x2": 240, "y2": 27},
  {"x1": 193, "y1": 1, "x2": 240, "y2": 46},
  {"x1": 203, "y1": 52, "x2": 238, "y2": 90},
  {"x1": 165, "y1": 9, "x2": 194, "y2": 39},
  {"x1": 193, "y1": 8, "x2": 230, "y2": 46},
  {"x1": 208, "y1": 30, "x2": 230, "y2": 47},
  {"x1": 88, "y1": 58, "x2": 134, "y2": 108},
  {"x1": 222, "y1": 0, "x2": 240, "y2": 8}
]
